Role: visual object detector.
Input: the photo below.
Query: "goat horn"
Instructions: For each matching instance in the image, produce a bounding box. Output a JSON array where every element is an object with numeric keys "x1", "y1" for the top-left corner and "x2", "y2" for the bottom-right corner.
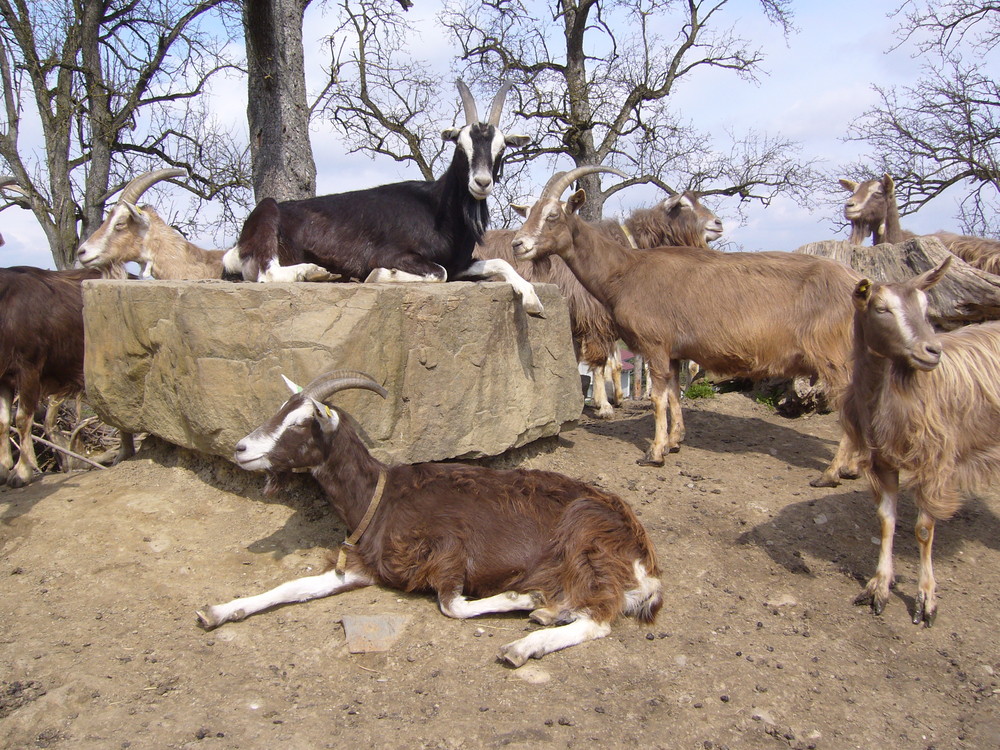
[
  {"x1": 486, "y1": 80, "x2": 513, "y2": 126},
  {"x1": 118, "y1": 167, "x2": 188, "y2": 206},
  {"x1": 301, "y1": 370, "x2": 388, "y2": 403},
  {"x1": 0, "y1": 175, "x2": 28, "y2": 196},
  {"x1": 539, "y1": 165, "x2": 628, "y2": 201},
  {"x1": 456, "y1": 79, "x2": 479, "y2": 125}
]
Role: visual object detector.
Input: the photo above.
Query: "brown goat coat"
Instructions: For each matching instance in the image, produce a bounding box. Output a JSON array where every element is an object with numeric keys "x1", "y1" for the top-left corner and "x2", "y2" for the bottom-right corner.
[{"x1": 841, "y1": 264, "x2": 1000, "y2": 623}]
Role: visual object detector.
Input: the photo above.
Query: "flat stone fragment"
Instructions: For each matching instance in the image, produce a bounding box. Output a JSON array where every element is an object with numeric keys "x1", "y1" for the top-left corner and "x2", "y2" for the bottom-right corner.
[{"x1": 341, "y1": 613, "x2": 411, "y2": 653}]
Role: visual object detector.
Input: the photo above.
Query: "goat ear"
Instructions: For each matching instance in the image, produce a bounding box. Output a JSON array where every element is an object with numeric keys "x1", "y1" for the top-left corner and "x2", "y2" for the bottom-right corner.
[
  {"x1": 881, "y1": 173, "x2": 895, "y2": 194},
  {"x1": 441, "y1": 127, "x2": 461, "y2": 143},
  {"x1": 839, "y1": 179, "x2": 858, "y2": 192},
  {"x1": 853, "y1": 278, "x2": 873, "y2": 310},
  {"x1": 307, "y1": 397, "x2": 340, "y2": 434},
  {"x1": 566, "y1": 189, "x2": 586, "y2": 215},
  {"x1": 511, "y1": 203, "x2": 528, "y2": 217},
  {"x1": 915, "y1": 256, "x2": 952, "y2": 291},
  {"x1": 281, "y1": 374, "x2": 304, "y2": 394},
  {"x1": 660, "y1": 194, "x2": 682, "y2": 212},
  {"x1": 504, "y1": 134, "x2": 530, "y2": 149},
  {"x1": 123, "y1": 202, "x2": 147, "y2": 224}
]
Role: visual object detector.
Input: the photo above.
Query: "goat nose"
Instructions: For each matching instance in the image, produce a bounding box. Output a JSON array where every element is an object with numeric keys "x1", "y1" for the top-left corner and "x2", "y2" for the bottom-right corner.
[{"x1": 475, "y1": 175, "x2": 492, "y2": 188}]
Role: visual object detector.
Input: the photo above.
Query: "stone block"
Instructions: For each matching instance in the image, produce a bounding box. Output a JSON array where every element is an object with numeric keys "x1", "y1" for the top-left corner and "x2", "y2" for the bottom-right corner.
[{"x1": 82, "y1": 280, "x2": 582, "y2": 465}]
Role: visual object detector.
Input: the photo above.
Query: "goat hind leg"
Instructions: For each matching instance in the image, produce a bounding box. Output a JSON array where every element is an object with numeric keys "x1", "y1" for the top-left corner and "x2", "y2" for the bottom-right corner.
[
  {"x1": 8, "y1": 382, "x2": 41, "y2": 488},
  {"x1": 498, "y1": 615, "x2": 611, "y2": 667},
  {"x1": 811, "y1": 430, "x2": 863, "y2": 487},
  {"x1": 0, "y1": 385, "x2": 13, "y2": 483},
  {"x1": 438, "y1": 589, "x2": 544, "y2": 619},
  {"x1": 196, "y1": 568, "x2": 373, "y2": 629},
  {"x1": 913, "y1": 508, "x2": 937, "y2": 626}
]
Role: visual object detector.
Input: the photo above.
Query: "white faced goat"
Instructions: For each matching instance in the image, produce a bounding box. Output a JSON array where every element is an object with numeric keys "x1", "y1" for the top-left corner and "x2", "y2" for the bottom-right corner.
[
  {"x1": 842, "y1": 256, "x2": 1000, "y2": 625},
  {"x1": 197, "y1": 371, "x2": 663, "y2": 666}
]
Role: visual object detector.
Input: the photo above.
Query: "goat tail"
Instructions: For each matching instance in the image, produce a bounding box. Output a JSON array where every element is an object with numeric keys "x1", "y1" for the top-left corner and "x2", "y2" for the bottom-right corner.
[{"x1": 624, "y1": 560, "x2": 663, "y2": 624}]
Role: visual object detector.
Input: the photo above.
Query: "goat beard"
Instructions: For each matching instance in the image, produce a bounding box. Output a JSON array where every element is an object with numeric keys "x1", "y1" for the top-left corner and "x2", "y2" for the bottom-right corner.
[{"x1": 262, "y1": 471, "x2": 292, "y2": 497}]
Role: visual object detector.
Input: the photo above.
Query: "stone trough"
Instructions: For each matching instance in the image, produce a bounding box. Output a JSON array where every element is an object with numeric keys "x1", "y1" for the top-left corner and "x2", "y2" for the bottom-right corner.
[{"x1": 82, "y1": 280, "x2": 582, "y2": 465}]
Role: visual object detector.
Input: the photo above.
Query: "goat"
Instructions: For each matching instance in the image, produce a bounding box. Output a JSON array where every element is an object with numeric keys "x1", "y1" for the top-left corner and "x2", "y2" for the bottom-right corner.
[
  {"x1": 196, "y1": 370, "x2": 663, "y2": 666},
  {"x1": 228, "y1": 81, "x2": 543, "y2": 314},
  {"x1": 511, "y1": 166, "x2": 863, "y2": 486},
  {"x1": 0, "y1": 266, "x2": 134, "y2": 487},
  {"x1": 475, "y1": 191, "x2": 723, "y2": 417},
  {"x1": 77, "y1": 168, "x2": 228, "y2": 280},
  {"x1": 842, "y1": 257, "x2": 1000, "y2": 625},
  {"x1": 841, "y1": 174, "x2": 1000, "y2": 273}
]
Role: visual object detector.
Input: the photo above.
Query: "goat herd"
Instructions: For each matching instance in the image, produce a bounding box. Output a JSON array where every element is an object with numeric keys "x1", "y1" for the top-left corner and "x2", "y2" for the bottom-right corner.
[{"x1": 2, "y1": 82, "x2": 1000, "y2": 667}]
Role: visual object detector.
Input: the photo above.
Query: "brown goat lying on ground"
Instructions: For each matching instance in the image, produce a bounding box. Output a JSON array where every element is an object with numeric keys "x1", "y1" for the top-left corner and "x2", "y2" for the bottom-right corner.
[
  {"x1": 842, "y1": 256, "x2": 1000, "y2": 625},
  {"x1": 197, "y1": 371, "x2": 663, "y2": 666}
]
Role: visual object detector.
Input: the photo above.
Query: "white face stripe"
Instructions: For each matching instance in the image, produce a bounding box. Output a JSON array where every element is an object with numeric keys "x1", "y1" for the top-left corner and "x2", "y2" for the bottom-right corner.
[{"x1": 882, "y1": 288, "x2": 918, "y2": 343}]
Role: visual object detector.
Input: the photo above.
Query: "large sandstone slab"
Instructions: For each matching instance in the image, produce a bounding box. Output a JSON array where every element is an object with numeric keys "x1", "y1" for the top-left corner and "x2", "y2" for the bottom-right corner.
[{"x1": 82, "y1": 280, "x2": 582, "y2": 465}]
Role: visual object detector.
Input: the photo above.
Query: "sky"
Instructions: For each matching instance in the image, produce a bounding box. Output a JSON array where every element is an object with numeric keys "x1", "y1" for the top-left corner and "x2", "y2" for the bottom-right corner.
[{"x1": 0, "y1": 0, "x2": 977, "y2": 268}]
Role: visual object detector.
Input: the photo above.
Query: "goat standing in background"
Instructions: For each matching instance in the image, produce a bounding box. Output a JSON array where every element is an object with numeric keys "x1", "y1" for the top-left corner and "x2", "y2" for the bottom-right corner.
[
  {"x1": 476, "y1": 191, "x2": 723, "y2": 417},
  {"x1": 512, "y1": 166, "x2": 862, "y2": 486},
  {"x1": 0, "y1": 266, "x2": 134, "y2": 487},
  {"x1": 197, "y1": 371, "x2": 662, "y2": 667},
  {"x1": 843, "y1": 257, "x2": 1000, "y2": 625},
  {"x1": 840, "y1": 174, "x2": 1000, "y2": 273},
  {"x1": 77, "y1": 168, "x2": 229, "y2": 279},
  {"x1": 228, "y1": 81, "x2": 543, "y2": 314}
]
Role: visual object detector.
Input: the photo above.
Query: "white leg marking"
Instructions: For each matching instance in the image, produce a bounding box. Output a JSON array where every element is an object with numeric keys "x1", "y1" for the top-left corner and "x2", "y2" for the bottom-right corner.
[
  {"x1": 458, "y1": 259, "x2": 544, "y2": 316},
  {"x1": 440, "y1": 590, "x2": 542, "y2": 619},
  {"x1": 365, "y1": 266, "x2": 446, "y2": 283},
  {"x1": 498, "y1": 615, "x2": 611, "y2": 667},
  {"x1": 261, "y1": 258, "x2": 337, "y2": 283},
  {"x1": 623, "y1": 561, "x2": 662, "y2": 617},
  {"x1": 196, "y1": 568, "x2": 372, "y2": 629}
]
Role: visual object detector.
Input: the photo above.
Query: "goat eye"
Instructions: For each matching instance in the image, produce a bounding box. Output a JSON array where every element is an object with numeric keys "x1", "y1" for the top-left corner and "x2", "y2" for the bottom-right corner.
[{"x1": 114, "y1": 222, "x2": 127, "y2": 231}]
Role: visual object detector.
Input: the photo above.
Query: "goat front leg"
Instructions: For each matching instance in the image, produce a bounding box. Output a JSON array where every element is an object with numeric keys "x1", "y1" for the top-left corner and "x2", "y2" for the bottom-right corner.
[
  {"x1": 855, "y1": 457, "x2": 899, "y2": 616},
  {"x1": 811, "y1": 430, "x2": 864, "y2": 487},
  {"x1": 196, "y1": 567, "x2": 373, "y2": 630},
  {"x1": 260, "y1": 258, "x2": 339, "y2": 283},
  {"x1": 365, "y1": 256, "x2": 447, "y2": 284},
  {"x1": 9, "y1": 381, "x2": 41, "y2": 488},
  {"x1": 455, "y1": 259, "x2": 544, "y2": 316},
  {"x1": 438, "y1": 588, "x2": 545, "y2": 619},
  {"x1": 638, "y1": 361, "x2": 680, "y2": 466},
  {"x1": 913, "y1": 507, "x2": 938, "y2": 626},
  {"x1": 498, "y1": 615, "x2": 612, "y2": 668}
]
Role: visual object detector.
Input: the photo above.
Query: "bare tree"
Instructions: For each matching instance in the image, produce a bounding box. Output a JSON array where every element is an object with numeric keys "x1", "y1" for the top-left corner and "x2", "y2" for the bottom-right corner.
[
  {"x1": 848, "y1": 2, "x2": 1000, "y2": 236},
  {"x1": 443, "y1": 0, "x2": 821, "y2": 220},
  {"x1": 0, "y1": 0, "x2": 250, "y2": 269}
]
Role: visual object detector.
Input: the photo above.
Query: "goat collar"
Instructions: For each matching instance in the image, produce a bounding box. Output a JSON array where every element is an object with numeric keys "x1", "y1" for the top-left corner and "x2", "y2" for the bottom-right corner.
[
  {"x1": 619, "y1": 223, "x2": 638, "y2": 249},
  {"x1": 335, "y1": 468, "x2": 387, "y2": 575}
]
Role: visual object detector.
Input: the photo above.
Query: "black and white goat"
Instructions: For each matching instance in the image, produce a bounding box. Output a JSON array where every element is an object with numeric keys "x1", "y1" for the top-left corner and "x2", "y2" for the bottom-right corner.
[
  {"x1": 197, "y1": 370, "x2": 662, "y2": 666},
  {"x1": 227, "y1": 81, "x2": 543, "y2": 314}
]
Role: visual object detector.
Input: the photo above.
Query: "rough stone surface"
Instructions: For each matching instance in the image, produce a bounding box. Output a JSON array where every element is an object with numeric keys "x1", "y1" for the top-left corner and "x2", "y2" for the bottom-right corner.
[{"x1": 82, "y1": 280, "x2": 582, "y2": 464}]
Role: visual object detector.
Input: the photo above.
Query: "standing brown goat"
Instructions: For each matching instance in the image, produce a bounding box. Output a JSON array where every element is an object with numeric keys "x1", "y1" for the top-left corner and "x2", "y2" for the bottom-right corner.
[
  {"x1": 476, "y1": 192, "x2": 723, "y2": 417},
  {"x1": 842, "y1": 256, "x2": 1000, "y2": 625},
  {"x1": 512, "y1": 166, "x2": 862, "y2": 486},
  {"x1": 841, "y1": 174, "x2": 1000, "y2": 273}
]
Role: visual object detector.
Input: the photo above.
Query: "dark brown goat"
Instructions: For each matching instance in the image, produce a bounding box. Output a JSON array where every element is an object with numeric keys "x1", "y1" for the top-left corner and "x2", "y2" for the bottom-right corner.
[
  {"x1": 841, "y1": 174, "x2": 1000, "y2": 273},
  {"x1": 512, "y1": 166, "x2": 862, "y2": 486},
  {"x1": 842, "y1": 257, "x2": 1000, "y2": 625},
  {"x1": 475, "y1": 192, "x2": 723, "y2": 417},
  {"x1": 0, "y1": 266, "x2": 134, "y2": 487},
  {"x1": 197, "y1": 371, "x2": 662, "y2": 666}
]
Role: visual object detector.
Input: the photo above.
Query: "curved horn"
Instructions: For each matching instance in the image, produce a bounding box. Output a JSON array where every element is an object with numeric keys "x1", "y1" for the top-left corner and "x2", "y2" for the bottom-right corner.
[
  {"x1": 486, "y1": 80, "x2": 513, "y2": 126},
  {"x1": 456, "y1": 79, "x2": 479, "y2": 125},
  {"x1": 0, "y1": 175, "x2": 27, "y2": 196},
  {"x1": 118, "y1": 167, "x2": 188, "y2": 205},
  {"x1": 301, "y1": 370, "x2": 388, "y2": 403},
  {"x1": 539, "y1": 165, "x2": 628, "y2": 201}
]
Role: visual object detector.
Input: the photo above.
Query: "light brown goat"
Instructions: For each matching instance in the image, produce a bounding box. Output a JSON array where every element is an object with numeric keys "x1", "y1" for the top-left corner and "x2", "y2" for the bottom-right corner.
[
  {"x1": 512, "y1": 166, "x2": 862, "y2": 486},
  {"x1": 475, "y1": 192, "x2": 723, "y2": 417},
  {"x1": 842, "y1": 256, "x2": 1000, "y2": 625},
  {"x1": 841, "y1": 174, "x2": 1000, "y2": 273},
  {"x1": 77, "y1": 168, "x2": 229, "y2": 279}
]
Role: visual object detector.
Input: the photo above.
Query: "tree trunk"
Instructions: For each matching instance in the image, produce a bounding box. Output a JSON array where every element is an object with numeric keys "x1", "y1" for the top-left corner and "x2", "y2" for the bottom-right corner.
[
  {"x1": 795, "y1": 237, "x2": 1000, "y2": 329},
  {"x1": 243, "y1": 0, "x2": 316, "y2": 202}
]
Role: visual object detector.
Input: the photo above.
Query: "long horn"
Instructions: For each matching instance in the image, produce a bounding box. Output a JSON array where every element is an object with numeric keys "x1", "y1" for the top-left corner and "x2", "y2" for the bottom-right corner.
[
  {"x1": 486, "y1": 80, "x2": 513, "y2": 126},
  {"x1": 301, "y1": 370, "x2": 388, "y2": 403},
  {"x1": 0, "y1": 175, "x2": 27, "y2": 196},
  {"x1": 456, "y1": 79, "x2": 479, "y2": 125},
  {"x1": 540, "y1": 165, "x2": 628, "y2": 201},
  {"x1": 118, "y1": 167, "x2": 188, "y2": 205}
]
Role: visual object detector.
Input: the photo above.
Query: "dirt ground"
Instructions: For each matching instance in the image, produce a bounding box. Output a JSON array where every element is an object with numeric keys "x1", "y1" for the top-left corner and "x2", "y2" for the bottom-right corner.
[{"x1": 1, "y1": 391, "x2": 998, "y2": 750}]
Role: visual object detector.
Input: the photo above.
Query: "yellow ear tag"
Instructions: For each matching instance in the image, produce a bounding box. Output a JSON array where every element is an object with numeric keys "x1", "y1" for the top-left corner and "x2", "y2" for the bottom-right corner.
[
  {"x1": 324, "y1": 405, "x2": 333, "y2": 418},
  {"x1": 857, "y1": 280, "x2": 870, "y2": 295}
]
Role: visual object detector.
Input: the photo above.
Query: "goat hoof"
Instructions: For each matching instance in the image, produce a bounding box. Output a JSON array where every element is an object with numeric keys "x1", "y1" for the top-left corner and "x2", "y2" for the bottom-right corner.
[
  {"x1": 636, "y1": 456, "x2": 664, "y2": 467},
  {"x1": 195, "y1": 607, "x2": 220, "y2": 630},
  {"x1": 497, "y1": 643, "x2": 532, "y2": 668},
  {"x1": 809, "y1": 475, "x2": 840, "y2": 488},
  {"x1": 913, "y1": 594, "x2": 936, "y2": 627},
  {"x1": 6, "y1": 472, "x2": 31, "y2": 489}
]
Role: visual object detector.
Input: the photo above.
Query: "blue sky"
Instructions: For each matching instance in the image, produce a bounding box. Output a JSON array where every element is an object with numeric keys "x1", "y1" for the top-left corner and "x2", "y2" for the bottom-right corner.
[{"x1": 0, "y1": 0, "x2": 973, "y2": 268}]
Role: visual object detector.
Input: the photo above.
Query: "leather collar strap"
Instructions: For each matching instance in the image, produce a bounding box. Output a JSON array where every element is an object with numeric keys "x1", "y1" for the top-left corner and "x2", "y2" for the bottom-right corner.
[
  {"x1": 619, "y1": 223, "x2": 638, "y2": 249},
  {"x1": 335, "y1": 468, "x2": 387, "y2": 575}
]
